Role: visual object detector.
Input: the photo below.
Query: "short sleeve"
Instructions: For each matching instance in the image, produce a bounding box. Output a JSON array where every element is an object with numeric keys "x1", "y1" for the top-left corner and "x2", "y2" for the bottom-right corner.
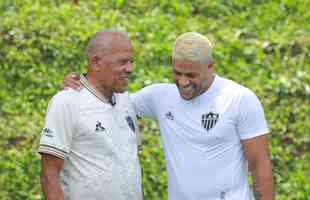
[
  {"x1": 130, "y1": 84, "x2": 161, "y2": 120},
  {"x1": 124, "y1": 92, "x2": 142, "y2": 146},
  {"x1": 38, "y1": 92, "x2": 76, "y2": 159},
  {"x1": 237, "y1": 89, "x2": 269, "y2": 140}
]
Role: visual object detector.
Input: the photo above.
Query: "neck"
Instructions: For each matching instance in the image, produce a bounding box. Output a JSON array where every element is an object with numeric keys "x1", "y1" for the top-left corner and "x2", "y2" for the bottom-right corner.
[
  {"x1": 85, "y1": 73, "x2": 113, "y2": 100},
  {"x1": 199, "y1": 74, "x2": 215, "y2": 95}
]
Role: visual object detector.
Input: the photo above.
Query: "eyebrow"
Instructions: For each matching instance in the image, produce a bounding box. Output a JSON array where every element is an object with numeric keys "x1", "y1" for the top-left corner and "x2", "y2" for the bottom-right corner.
[{"x1": 173, "y1": 68, "x2": 199, "y2": 75}]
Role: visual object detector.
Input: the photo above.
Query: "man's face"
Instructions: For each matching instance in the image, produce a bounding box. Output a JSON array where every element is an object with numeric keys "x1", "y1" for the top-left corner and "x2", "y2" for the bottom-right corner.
[
  {"x1": 97, "y1": 39, "x2": 133, "y2": 93},
  {"x1": 172, "y1": 59, "x2": 211, "y2": 100}
]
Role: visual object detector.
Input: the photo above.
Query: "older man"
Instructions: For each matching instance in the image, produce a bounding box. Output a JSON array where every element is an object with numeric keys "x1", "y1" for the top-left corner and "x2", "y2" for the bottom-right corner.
[
  {"x1": 64, "y1": 32, "x2": 274, "y2": 200},
  {"x1": 39, "y1": 30, "x2": 142, "y2": 200}
]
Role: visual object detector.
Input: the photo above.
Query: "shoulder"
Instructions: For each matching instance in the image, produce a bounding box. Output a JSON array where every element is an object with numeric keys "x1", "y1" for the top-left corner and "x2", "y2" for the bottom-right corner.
[
  {"x1": 115, "y1": 91, "x2": 131, "y2": 104},
  {"x1": 217, "y1": 76, "x2": 257, "y2": 99},
  {"x1": 137, "y1": 83, "x2": 177, "y2": 95},
  {"x1": 218, "y1": 77, "x2": 264, "y2": 118},
  {"x1": 48, "y1": 89, "x2": 81, "y2": 109},
  {"x1": 130, "y1": 83, "x2": 178, "y2": 103}
]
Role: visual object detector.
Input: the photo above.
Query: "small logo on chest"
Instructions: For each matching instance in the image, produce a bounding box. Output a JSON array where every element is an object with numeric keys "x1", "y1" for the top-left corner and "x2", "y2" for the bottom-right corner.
[
  {"x1": 95, "y1": 121, "x2": 105, "y2": 132},
  {"x1": 201, "y1": 112, "x2": 219, "y2": 131},
  {"x1": 165, "y1": 111, "x2": 174, "y2": 120}
]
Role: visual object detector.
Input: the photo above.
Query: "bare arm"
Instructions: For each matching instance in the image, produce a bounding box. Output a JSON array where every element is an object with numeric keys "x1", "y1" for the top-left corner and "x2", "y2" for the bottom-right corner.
[
  {"x1": 242, "y1": 135, "x2": 274, "y2": 200},
  {"x1": 41, "y1": 154, "x2": 65, "y2": 200}
]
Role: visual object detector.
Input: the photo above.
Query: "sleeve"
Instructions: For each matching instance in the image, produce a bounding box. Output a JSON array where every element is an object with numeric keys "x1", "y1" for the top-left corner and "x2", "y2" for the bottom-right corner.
[
  {"x1": 38, "y1": 92, "x2": 76, "y2": 159},
  {"x1": 237, "y1": 89, "x2": 270, "y2": 140},
  {"x1": 126, "y1": 92, "x2": 142, "y2": 146},
  {"x1": 130, "y1": 84, "x2": 160, "y2": 120}
]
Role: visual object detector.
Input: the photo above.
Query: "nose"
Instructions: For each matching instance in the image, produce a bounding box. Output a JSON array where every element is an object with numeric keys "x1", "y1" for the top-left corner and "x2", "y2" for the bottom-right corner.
[
  {"x1": 178, "y1": 75, "x2": 190, "y2": 87},
  {"x1": 124, "y1": 61, "x2": 133, "y2": 73}
]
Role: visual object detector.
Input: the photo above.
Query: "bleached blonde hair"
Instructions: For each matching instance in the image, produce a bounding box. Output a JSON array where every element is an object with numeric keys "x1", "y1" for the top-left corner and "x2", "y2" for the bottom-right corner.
[{"x1": 173, "y1": 32, "x2": 213, "y2": 65}]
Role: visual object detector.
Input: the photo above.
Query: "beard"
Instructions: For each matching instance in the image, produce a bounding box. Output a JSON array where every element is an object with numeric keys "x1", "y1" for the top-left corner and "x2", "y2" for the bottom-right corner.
[{"x1": 176, "y1": 79, "x2": 209, "y2": 100}]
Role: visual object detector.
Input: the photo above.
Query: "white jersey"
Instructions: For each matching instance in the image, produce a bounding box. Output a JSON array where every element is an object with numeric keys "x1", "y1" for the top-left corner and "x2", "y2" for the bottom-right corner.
[
  {"x1": 39, "y1": 75, "x2": 142, "y2": 200},
  {"x1": 131, "y1": 75, "x2": 269, "y2": 200}
]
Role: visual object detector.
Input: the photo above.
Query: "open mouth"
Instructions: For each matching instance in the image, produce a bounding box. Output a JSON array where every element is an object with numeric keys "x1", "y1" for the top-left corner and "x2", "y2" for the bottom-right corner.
[
  {"x1": 180, "y1": 85, "x2": 195, "y2": 93},
  {"x1": 120, "y1": 76, "x2": 129, "y2": 81}
]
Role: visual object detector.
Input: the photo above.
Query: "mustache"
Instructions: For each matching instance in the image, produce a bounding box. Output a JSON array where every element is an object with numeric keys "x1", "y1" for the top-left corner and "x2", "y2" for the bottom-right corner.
[
  {"x1": 120, "y1": 73, "x2": 132, "y2": 78},
  {"x1": 178, "y1": 84, "x2": 196, "y2": 92}
]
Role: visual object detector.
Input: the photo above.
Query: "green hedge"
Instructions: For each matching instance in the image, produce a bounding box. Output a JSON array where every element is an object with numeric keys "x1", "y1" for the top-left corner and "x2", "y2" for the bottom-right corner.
[{"x1": 0, "y1": 0, "x2": 309, "y2": 199}]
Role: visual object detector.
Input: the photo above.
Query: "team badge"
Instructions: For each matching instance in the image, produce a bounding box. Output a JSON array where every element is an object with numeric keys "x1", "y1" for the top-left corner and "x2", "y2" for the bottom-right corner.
[
  {"x1": 126, "y1": 116, "x2": 135, "y2": 133},
  {"x1": 201, "y1": 112, "x2": 219, "y2": 131}
]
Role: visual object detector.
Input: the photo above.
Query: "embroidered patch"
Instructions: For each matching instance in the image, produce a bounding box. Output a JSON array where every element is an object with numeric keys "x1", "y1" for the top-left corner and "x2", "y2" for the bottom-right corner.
[{"x1": 201, "y1": 112, "x2": 219, "y2": 131}]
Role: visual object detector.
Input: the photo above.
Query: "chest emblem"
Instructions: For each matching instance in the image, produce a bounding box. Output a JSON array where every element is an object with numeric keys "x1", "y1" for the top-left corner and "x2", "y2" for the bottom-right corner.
[
  {"x1": 126, "y1": 116, "x2": 135, "y2": 133},
  {"x1": 95, "y1": 121, "x2": 105, "y2": 132},
  {"x1": 201, "y1": 112, "x2": 219, "y2": 131},
  {"x1": 165, "y1": 111, "x2": 174, "y2": 120}
]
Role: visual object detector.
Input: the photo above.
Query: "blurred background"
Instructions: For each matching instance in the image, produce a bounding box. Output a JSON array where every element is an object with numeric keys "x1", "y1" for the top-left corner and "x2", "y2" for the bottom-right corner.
[{"x1": 0, "y1": 0, "x2": 309, "y2": 199}]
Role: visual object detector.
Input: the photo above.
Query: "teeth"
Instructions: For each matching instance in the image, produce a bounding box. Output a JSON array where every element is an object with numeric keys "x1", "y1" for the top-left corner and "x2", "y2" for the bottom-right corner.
[{"x1": 181, "y1": 85, "x2": 194, "y2": 93}]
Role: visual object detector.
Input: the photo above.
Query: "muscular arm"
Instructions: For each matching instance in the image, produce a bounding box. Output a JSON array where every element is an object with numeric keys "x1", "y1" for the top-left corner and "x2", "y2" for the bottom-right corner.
[
  {"x1": 41, "y1": 154, "x2": 65, "y2": 200},
  {"x1": 242, "y1": 135, "x2": 274, "y2": 200}
]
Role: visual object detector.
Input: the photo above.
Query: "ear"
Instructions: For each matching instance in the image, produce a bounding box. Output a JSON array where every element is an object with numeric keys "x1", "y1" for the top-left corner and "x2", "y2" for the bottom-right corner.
[
  {"x1": 207, "y1": 60, "x2": 214, "y2": 68},
  {"x1": 90, "y1": 55, "x2": 101, "y2": 71}
]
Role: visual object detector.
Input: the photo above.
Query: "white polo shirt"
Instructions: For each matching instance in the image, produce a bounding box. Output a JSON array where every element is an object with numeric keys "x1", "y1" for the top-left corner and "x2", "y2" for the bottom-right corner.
[
  {"x1": 131, "y1": 75, "x2": 269, "y2": 200},
  {"x1": 39, "y1": 75, "x2": 142, "y2": 200}
]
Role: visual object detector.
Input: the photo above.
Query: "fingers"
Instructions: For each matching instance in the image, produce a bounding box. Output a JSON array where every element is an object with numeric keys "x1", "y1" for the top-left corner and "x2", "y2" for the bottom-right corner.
[
  {"x1": 63, "y1": 86, "x2": 72, "y2": 90},
  {"x1": 62, "y1": 72, "x2": 82, "y2": 90},
  {"x1": 68, "y1": 73, "x2": 79, "y2": 80}
]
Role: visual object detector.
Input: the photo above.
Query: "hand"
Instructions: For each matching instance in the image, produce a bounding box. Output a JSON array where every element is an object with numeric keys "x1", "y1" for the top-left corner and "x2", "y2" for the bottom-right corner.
[{"x1": 61, "y1": 73, "x2": 81, "y2": 90}]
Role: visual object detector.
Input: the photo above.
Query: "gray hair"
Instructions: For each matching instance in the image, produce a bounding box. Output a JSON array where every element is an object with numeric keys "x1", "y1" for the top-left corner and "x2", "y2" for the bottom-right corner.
[{"x1": 85, "y1": 29, "x2": 129, "y2": 58}]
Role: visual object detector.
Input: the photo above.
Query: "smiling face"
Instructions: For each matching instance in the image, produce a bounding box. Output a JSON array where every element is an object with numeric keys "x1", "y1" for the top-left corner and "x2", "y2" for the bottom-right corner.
[
  {"x1": 172, "y1": 59, "x2": 213, "y2": 100},
  {"x1": 97, "y1": 38, "x2": 133, "y2": 94},
  {"x1": 172, "y1": 32, "x2": 214, "y2": 100},
  {"x1": 87, "y1": 32, "x2": 134, "y2": 97}
]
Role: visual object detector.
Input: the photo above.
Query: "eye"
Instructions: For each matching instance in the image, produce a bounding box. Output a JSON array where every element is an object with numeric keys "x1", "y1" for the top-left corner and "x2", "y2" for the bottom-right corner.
[
  {"x1": 119, "y1": 59, "x2": 133, "y2": 66},
  {"x1": 187, "y1": 73, "x2": 197, "y2": 78},
  {"x1": 173, "y1": 70, "x2": 181, "y2": 76},
  {"x1": 120, "y1": 59, "x2": 128, "y2": 65}
]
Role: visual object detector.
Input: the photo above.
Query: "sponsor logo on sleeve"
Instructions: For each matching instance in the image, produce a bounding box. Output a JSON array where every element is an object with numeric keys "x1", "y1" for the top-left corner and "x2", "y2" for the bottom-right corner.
[{"x1": 42, "y1": 128, "x2": 54, "y2": 138}]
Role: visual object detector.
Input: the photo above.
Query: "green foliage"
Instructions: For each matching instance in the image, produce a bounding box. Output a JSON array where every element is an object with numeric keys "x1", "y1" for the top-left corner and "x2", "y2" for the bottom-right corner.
[{"x1": 0, "y1": 0, "x2": 309, "y2": 199}]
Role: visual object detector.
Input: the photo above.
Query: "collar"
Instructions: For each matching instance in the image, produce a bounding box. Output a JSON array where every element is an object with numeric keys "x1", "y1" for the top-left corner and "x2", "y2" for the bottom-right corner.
[{"x1": 80, "y1": 74, "x2": 116, "y2": 105}]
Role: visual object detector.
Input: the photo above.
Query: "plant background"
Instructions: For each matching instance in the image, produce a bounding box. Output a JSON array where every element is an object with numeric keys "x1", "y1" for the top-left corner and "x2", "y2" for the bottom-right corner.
[{"x1": 0, "y1": 0, "x2": 309, "y2": 199}]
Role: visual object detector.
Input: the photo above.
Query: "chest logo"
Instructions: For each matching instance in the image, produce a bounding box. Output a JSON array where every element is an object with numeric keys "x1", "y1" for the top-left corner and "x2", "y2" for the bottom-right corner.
[
  {"x1": 201, "y1": 112, "x2": 219, "y2": 131},
  {"x1": 126, "y1": 116, "x2": 135, "y2": 133},
  {"x1": 165, "y1": 111, "x2": 174, "y2": 120},
  {"x1": 95, "y1": 121, "x2": 105, "y2": 132}
]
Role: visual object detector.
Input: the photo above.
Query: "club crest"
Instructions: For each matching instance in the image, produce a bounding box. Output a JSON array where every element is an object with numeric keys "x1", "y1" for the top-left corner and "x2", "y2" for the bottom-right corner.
[
  {"x1": 126, "y1": 116, "x2": 135, "y2": 133},
  {"x1": 201, "y1": 112, "x2": 219, "y2": 131}
]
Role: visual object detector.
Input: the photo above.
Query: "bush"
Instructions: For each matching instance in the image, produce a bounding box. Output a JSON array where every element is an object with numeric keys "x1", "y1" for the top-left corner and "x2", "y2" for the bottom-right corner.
[{"x1": 1, "y1": 0, "x2": 309, "y2": 199}]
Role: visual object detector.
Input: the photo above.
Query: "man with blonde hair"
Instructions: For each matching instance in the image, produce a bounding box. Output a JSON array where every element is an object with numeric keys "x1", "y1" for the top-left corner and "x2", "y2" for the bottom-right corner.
[{"x1": 63, "y1": 32, "x2": 274, "y2": 200}]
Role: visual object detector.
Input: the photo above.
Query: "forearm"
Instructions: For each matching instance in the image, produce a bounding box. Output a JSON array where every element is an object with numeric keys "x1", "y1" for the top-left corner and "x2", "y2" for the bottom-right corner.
[
  {"x1": 41, "y1": 172, "x2": 64, "y2": 200},
  {"x1": 250, "y1": 159, "x2": 274, "y2": 200}
]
